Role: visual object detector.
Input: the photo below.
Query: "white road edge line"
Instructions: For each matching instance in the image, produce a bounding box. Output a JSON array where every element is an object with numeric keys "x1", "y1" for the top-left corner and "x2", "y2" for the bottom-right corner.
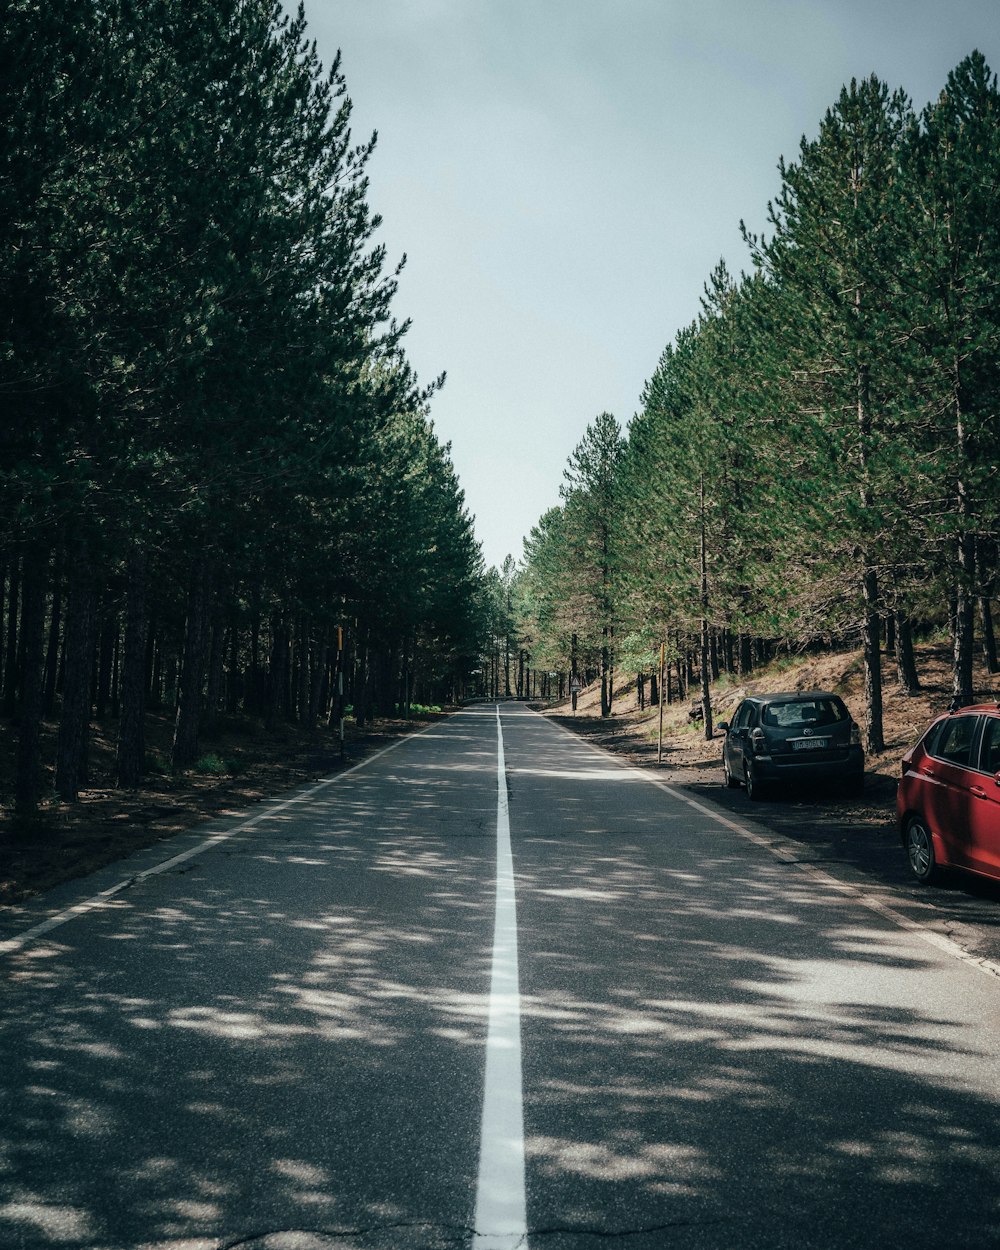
[
  {"x1": 474, "y1": 705, "x2": 528, "y2": 1250},
  {"x1": 530, "y1": 705, "x2": 1000, "y2": 983},
  {"x1": 0, "y1": 715, "x2": 451, "y2": 957}
]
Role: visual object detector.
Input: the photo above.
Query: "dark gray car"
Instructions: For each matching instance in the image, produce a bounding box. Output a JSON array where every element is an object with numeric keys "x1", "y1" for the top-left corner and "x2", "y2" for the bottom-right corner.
[{"x1": 717, "y1": 690, "x2": 864, "y2": 800}]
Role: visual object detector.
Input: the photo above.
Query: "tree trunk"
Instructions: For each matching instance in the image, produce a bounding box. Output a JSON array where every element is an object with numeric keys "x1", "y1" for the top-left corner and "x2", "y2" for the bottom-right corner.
[
  {"x1": 856, "y1": 357, "x2": 885, "y2": 752},
  {"x1": 295, "y1": 614, "x2": 310, "y2": 723},
  {"x1": 952, "y1": 535, "x2": 976, "y2": 707},
  {"x1": 951, "y1": 365, "x2": 975, "y2": 707},
  {"x1": 171, "y1": 560, "x2": 214, "y2": 769},
  {"x1": 0, "y1": 559, "x2": 6, "y2": 692},
  {"x1": 600, "y1": 626, "x2": 610, "y2": 718},
  {"x1": 265, "y1": 612, "x2": 285, "y2": 728},
  {"x1": 976, "y1": 539, "x2": 998, "y2": 675},
  {"x1": 980, "y1": 596, "x2": 998, "y2": 675},
  {"x1": 227, "y1": 609, "x2": 241, "y2": 713},
  {"x1": 203, "y1": 593, "x2": 227, "y2": 733},
  {"x1": 328, "y1": 632, "x2": 344, "y2": 725},
  {"x1": 354, "y1": 631, "x2": 371, "y2": 728},
  {"x1": 111, "y1": 628, "x2": 121, "y2": 716},
  {"x1": 607, "y1": 625, "x2": 615, "y2": 715},
  {"x1": 894, "y1": 611, "x2": 921, "y2": 696},
  {"x1": 116, "y1": 548, "x2": 147, "y2": 788},
  {"x1": 56, "y1": 559, "x2": 96, "y2": 803},
  {"x1": 245, "y1": 585, "x2": 262, "y2": 716},
  {"x1": 700, "y1": 634, "x2": 713, "y2": 741},
  {"x1": 861, "y1": 567, "x2": 885, "y2": 753},
  {"x1": 95, "y1": 600, "x2": 117, "y2": 718},
  {"x1": 144, "y1": 611, "x2": 158, "y2": 706},
  {"x1": 699, "y1": 478, "x2": 713, "y2": 739},
  {"x1": 150, "y1": 634, "x2": 163, "y2": 708},
  {"x1": 15, "y1": 548, "x2": 48, "y2": 813},
  {"x1": 3, "y1": 554, "x2": 20, "y2": 714},
  {"x1": 43, "y1": 554, "x2": 62, "y2": 716},
  {"x1": 309, "y1": 629, "x2": 328, "y2": 723}
]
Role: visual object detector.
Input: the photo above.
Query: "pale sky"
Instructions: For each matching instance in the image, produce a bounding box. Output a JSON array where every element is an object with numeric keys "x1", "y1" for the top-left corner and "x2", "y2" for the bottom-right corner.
[{"x1": 298, "y1": 1, "x2": 999, "y2": 571}]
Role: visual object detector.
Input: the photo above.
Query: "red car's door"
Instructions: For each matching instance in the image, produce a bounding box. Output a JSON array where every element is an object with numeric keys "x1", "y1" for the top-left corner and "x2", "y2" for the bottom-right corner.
[
  {"x1": 920, "y1": 715, "x2": 982, "y2": 868},
  {"x1": 966, "y1": 716, "x2": 1000, "y2": 879}
]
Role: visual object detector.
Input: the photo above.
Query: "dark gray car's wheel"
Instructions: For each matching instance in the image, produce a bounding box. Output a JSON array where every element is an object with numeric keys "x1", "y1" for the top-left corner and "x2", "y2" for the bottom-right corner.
[
  {"x1": 745, "y1": 764, "x2": 768, "y2": 801},
  {"x1": 905, "y1": 815, "x2": 938, "y2": 884},
  {"x1": 724, "y1": 754, "x2": 740, "y2": 789}
]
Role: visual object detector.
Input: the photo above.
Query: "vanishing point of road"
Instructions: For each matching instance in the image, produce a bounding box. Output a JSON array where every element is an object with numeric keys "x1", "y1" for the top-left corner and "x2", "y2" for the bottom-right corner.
[{"x1": 3, "y1": 704, "x2": 1000, "y2": 1249}]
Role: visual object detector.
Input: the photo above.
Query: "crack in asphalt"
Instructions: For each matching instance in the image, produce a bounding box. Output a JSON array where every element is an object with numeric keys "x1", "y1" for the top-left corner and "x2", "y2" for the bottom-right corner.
[
  {"x1": 771, "y1": 855, "x2": 859, "y2": 865},
  {"x1": 525, "y1": 1216, "x2": 736, "y2": 1241},
  {"x1": 216, "y1": 1215, "x2": 737, "y2": 1249},
  {"x1": 217, "y1": 1223, "x2": 473, "y2": 1249}
]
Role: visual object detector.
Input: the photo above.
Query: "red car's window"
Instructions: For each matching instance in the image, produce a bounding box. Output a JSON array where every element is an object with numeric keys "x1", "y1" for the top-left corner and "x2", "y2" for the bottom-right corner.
[
  {"x1": 980, "y1": 717, "x2": 1000, "y2": 775},
  {"x1": 930, "y1": 715, "x2": 980, "y2": 767}
]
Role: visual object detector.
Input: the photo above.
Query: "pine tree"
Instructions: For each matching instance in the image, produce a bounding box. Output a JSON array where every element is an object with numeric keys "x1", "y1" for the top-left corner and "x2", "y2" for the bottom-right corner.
[
  {"x1": 745, "y1": 76, "x2": 915, "y2": 751},
  {"x1": 559, "y1": 414, "x2": 626, "y2": 716},
  {"x1": 896, "y1": 52, "x2": 1000, "y2": 705}
]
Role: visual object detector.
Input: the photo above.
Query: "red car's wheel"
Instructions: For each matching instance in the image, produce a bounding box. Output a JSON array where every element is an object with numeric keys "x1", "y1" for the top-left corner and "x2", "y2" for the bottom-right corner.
[{"x1": 905, "y1": 815, "x2": 938, "y2": 885}]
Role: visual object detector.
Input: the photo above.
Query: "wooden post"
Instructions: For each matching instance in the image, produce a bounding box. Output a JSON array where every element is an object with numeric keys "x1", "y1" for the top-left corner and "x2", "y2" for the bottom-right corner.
[{"x1": 657, "y1": 641, "x2": 666, "y2": 764}]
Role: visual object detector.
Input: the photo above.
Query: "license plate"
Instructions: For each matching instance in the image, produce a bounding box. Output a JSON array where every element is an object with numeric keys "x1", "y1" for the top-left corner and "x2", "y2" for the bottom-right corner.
[{"x1": 792, "y1": 738, "x2": 828, "y2": 751}]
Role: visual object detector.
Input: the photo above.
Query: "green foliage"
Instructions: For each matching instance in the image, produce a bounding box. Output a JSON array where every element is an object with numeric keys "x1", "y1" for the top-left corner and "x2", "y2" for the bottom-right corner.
[
  {"x1": 193, "y1": 753, "x2": 239, "y2": 777},
  {"x1": 514, "y1": 54, "x2": 1000, "y2": 729},
  {"x1": 0, "y1": 0, "x2": 492, "y2": 805}
]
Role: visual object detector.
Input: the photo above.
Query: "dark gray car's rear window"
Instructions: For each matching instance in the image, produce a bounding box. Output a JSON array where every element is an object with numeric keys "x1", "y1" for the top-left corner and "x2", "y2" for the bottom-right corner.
[{"x1": 761, "y1": 699, "x2": 847, "y2": 729}]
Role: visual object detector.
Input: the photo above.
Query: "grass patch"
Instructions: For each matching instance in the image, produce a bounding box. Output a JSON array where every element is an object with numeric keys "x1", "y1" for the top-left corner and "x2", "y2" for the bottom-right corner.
[
  {"x1": 193, "y1": 752, "x2": 240, "y2": 777},
  {"x1": 144, "y1": 748, "x2": 170, "y2": 776},
  {"x1": 762, "y1": 653, "x2": 801, "y2": 676}
]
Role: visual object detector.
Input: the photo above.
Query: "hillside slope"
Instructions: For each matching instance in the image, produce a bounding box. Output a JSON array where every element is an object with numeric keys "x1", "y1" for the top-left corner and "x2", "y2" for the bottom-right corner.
[{"x1": 543, "y1": 643, "x2": 999, "y2": 800}]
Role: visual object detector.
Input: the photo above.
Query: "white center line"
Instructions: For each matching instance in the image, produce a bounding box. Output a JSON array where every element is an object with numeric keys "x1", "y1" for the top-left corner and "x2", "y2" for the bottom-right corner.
[{"x1": 474, "y1": 706, "x2": 528, "y2": 1250}]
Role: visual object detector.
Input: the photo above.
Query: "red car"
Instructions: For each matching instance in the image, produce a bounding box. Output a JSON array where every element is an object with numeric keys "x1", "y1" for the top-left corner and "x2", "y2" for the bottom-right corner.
[{"x1": 898, "y1": 703, "x2": 1000, "y2": 884}]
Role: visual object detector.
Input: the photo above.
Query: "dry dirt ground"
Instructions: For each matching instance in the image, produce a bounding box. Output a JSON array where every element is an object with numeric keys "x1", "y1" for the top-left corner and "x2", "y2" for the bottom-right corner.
[{"x1": 0, "y1": 711, "x2": 444, "y2": 908}]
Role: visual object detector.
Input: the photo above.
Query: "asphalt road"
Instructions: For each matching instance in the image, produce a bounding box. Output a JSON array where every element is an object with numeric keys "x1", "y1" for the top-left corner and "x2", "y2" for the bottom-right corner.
[
  {"x1": 673, "y1": 751, "x2": 1000, "y2": 971},
  {"x1": 3, "y1": 704, "x2": 1000, "y2": 1249}
]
